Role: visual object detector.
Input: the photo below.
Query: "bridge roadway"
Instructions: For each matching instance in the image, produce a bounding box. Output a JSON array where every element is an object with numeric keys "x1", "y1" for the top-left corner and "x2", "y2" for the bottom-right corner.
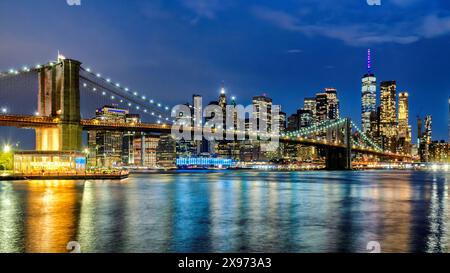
[
  {"x1": 0, "y1": 114, "x2": 410, "y2": 160},
  {"x1": 0, "y1": 114, "x2": 171, "y2": 133}
]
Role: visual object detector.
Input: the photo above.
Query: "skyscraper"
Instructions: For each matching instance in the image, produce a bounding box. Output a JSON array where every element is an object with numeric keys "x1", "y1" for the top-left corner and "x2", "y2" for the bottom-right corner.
[
  {"x1": 87, "y1": 105, "x2": 138, "y2": 167},
  {"x1": 398, "y1": 92, "x2": 411, "y2": 153},
  {"x1": 417, "y1": 115, "x2": 423, "y2": 145},
  {"x1": 424, "y1": 115, "x2": 432, "y2": 145},
  {"x1": 315, "y1": 88, "x2": 340, "y2": 123},
  {"x1": 218, "y1": 82, "x2": 227, "y2": 109},
  {"x1": 325, "y1": 88, "x2": 340, "y2": 120},
  {"x1": 303, "y1": 97, "x2": 316, "y2": 123},
  {"x1": 361, "y1": 49, "x2": 377, "y2": 133},
  {"x1": 419, "y1": 115, "x2": 432, "y2": 162},
  {"x1": 380, "y1": 81, "x2": 397, "y2": 152},
  {"x1": 298, "y1": 109, "x2": 314, "y2": 128},
  {"x1": 315, "y1": 92, "x2": 328, "y2": 123},
  {"x1": 252, "y1": 95, "x2": 273, "y2": 132},
  {"x1": 278, "y1": 111, "x2": 286, "y2": 133}
]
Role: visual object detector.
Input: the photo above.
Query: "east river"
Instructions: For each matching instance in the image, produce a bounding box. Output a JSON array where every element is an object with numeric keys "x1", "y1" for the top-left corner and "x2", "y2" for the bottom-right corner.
[{"x1": 0, "y1": 170, "x2": 449, "y2": 253}]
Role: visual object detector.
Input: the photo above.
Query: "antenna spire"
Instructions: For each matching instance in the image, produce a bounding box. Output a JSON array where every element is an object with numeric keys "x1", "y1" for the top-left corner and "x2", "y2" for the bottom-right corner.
[{"x1": 367, "y1": 49, "x2": 372, "y2": 73}]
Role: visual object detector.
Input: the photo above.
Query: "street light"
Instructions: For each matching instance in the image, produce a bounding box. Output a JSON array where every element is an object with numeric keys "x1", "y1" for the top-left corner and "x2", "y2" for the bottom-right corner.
[
  {"x1": 3, "y1": 145, "x2": 11, "y2": 153},
  {"x1": 1, "y1": 108, "x2": 7, "y2": 114}
]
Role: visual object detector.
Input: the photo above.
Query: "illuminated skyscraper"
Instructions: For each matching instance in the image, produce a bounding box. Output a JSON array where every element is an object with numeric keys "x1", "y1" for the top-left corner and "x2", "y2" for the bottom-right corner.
[
  {"x1": 87, "y1": 105, "x2": 139, "y2": 167},
  {"x1": 315, "y1": 92, "x2": 328, "y2": 123},
  {"x1": 417, "y1": 115, "x2": 422, "y2": 145},
  {"x1": 419, "y1": 115, "x2": 432, "y2": 162},
  {"x1": 315, "y1": 88, "x2": 340, "y2": 123},
  {"x1": 325, "y1": 88, "x2": 340, "y2": 120},
  {"x1": 303, "y1": 97, "x2": 316, "y2": 123},
  {"x1": 253, "y1": 95, "x2": 273, "y2": 132},
  {"x1": 218, "y1": 81, "x2": 227, "y2": 109},
  {"x1": 398, "y1": 92, "x2": 411, "y2": 154},
  {"x1": 380, "y1": 81, "x2": 397, "y2": 152},
  {"x1": 278, "y1": 111, "x2": 286, "y2": 133},
  {"x1": 424, "y1": 115, "x2": 432, "y2": 145},
  {"x1": 361, "y1": 49, "x2": 377, "y2": 133}
]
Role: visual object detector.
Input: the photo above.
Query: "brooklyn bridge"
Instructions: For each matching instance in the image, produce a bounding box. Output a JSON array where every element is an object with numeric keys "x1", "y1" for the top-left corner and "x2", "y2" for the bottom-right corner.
[{"x1": 0, "y1": 56, "x2": 411, "y2": 171}]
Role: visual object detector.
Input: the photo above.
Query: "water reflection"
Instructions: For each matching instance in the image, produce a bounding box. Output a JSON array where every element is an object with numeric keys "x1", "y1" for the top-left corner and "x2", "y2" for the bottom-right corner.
[{"x1": 0, "y1": 170, "x2": 449, "y2": 253}]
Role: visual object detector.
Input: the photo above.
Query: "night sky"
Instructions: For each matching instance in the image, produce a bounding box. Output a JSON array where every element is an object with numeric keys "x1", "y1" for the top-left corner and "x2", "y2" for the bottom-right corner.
[{"x1": 1, "y1": 0, "x2": 450, "y2": 149}]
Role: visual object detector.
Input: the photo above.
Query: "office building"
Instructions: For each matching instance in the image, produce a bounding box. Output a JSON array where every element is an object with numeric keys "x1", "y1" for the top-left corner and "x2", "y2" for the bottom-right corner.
[
  {"x1": 304, "y1": 98, "x2": 317, "y2": 123},
  {"x1": 325, "y1": 88, "x2": 340, "y2": 120},
  {"x1": 315, "y1": 88, "x2": 340, "y2": 123},
  {"x1": 429, "y1": 141, "x2": 449, "y2": 163},
  {"x1": 133, "y1": 135, "x2": 158, "y2": 168},
  {"x1": 397, "y1": 92, "x2": 411, "y2": 154},
  {"x1": 419, "y1": 115, "x2": 432, "y2": 162},
  {"x1": 87, "y1": 106, "x2": 139, "y2": 167},
  {"x1": 156, "y1": 134, "x2": 176, "y2": 169},
  {"x1": 379, "y1": 81, "x2": 397, "y2": 153},
  {"x1": 253, "y1": 95, "x2": 273, "y2": 132},
  {"x1": 361, "y1": 49, "x2": 377, "y2": 134},
  {"x1": 315, "y1": 92, "x2": 328, "y2": 123}
]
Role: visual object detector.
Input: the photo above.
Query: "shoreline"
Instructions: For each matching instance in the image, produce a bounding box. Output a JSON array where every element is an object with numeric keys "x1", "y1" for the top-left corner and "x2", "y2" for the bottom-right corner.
[{"x1": 0, "y1": 173, "x2": 129, "y2": 181}]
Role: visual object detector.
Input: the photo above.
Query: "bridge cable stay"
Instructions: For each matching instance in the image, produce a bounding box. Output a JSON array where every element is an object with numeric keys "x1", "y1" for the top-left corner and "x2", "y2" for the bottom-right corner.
[
  {"x1": 349, "y1": 121, "x2": 384, "y2": 152},
  {"x1": 281, "y1": 118, "x2": 396, "y2": 155},
  {"x1": 79, "y1": 67, "x2": 175, "y2": 124},
  {"x1": 0, "y1": 65, "x2": 44, "y2": 116},
  {"x1": 79, "y1": 77, "x2": 175, "y2": 125},
  {"x1": 282, "y1": 118, "x2": 347, "y2": 138},
  {"x1": 0, "y1": 60, "x2": 62, "y2": 79}
]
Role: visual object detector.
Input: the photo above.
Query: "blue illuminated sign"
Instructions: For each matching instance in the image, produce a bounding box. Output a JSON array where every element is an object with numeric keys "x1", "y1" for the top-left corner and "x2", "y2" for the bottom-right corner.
[{"x1": 176, "y1": 158, "x2": 234, "y2": 167}]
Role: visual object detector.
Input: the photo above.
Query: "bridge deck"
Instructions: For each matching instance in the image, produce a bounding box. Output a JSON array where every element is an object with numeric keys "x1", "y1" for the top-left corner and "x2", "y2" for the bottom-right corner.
[{"x1": 0, "y1": 114, "x2": 411, "y2": 160}]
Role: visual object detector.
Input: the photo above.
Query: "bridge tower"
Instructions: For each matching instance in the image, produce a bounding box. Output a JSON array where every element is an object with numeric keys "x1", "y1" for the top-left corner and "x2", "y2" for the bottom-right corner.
[
  {"x1": 36, "y1": 58, "x2": 82, "y2": 151},
  {"x1": 325, "y1": 118, "x2": 352, "y2": 170}
]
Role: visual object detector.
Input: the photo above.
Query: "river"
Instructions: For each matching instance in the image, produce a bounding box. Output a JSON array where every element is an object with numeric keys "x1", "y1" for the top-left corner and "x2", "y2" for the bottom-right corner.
[{"x1": 0, "y1": 170, "x2": 448, "y2": 253}]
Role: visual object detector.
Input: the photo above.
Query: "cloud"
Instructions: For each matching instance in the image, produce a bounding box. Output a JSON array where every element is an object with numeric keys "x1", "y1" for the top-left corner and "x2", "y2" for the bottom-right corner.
[
  {"x1": 286, "y1": 49, "x2": 303, "y2": 54},
  {"x1": 420, "y1": 14, "x2": 450, "y2": 38},
  {"x1": 181, "y1": 0, "x2": 225, "y2": 19},
  {"x1": 252, "y1": 6, "x2": 450, "y2": 46}
]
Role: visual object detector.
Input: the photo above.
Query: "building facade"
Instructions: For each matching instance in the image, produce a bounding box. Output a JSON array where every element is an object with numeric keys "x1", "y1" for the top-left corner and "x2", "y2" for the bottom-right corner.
[
  {"x1": 397, "y1": 92, "x2": 411, "y2": 154},
  {"x1": 361, "y1": 73, "x2": 377, "y2": 133},
  {"x1": 379, "y1": 81, "x2": 398, "y2": 153},
  {"x1": 133, "y1": 135, "x2": 159, "y2": 168},
  {"x1": 253, "y1": 95, "x2": 273, "y2": 133},
  {"x1": 361, "y1": 49, "x2": 377, "y2": 134},
  {"x1": 156, "y1": 134, "x2": 177, "y2": 169},
  {"x1": 87, "y1": 106, "x2": 138, "y2": 168}
]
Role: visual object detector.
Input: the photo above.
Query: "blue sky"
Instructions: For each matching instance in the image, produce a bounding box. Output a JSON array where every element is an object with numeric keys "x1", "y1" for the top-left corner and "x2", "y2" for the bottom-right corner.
[{"x1": 1, "y1": 0, "x2": 450, "y2": 147}]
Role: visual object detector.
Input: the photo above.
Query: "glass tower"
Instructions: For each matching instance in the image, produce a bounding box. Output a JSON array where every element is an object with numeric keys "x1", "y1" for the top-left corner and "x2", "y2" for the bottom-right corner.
[{"x1": 361, "y1": 49, "x2": 377, "y2": 134}]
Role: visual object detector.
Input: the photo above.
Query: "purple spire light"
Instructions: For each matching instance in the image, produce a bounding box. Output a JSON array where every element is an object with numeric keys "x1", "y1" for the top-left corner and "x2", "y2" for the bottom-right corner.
[{"x1": 367, "y1": 49, "x2": 372, "y2": 73}]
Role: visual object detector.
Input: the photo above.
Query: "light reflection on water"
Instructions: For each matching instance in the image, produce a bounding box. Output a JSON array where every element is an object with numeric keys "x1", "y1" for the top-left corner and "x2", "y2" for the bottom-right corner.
[{"x1": 0, "y1": 170, "x2": 449, "y2": 253}]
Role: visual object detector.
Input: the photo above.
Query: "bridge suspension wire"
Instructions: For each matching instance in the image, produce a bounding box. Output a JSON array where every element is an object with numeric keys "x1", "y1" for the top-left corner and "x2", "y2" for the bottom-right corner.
[
  {"x1": 79, "y1": 75, "x2": 175, "y2": 124},
  {"x1": 350, "y1": 121, "x2": 383, "y2": 152},
  {"x1": 281, "y1": 118, "x2": 347, "y2": 138},
  {"x1": 79, "y1": 78, "x2": 175, "y2": 124},
  {"x1": 0, "y1": 68, "x2": 40, "y2": 116},
  {"x1": 0, "y1": 65, "x2": 37, "y2": 79},
  {"x1": 0, "y1": 60, "x2": 61, "y2": 79},
  {"x1": 79, "y1": 66, "x2": 175, "y2": 124}
]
